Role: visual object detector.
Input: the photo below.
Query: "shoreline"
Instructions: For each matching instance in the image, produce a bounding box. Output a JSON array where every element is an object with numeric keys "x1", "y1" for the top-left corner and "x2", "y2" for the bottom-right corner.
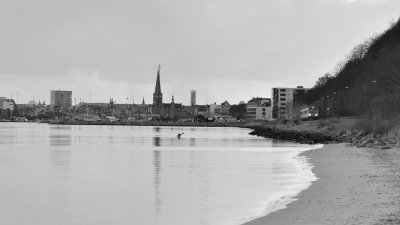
[
  {"x1": 0, "y1": 120, "x2": 244, "y2": 128},
  {"x1": 243, "y1": 143, "x2": 400, "y2": 225}
]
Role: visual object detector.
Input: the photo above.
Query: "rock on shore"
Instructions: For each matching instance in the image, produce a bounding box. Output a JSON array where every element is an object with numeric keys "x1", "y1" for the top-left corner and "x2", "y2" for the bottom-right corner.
[
  {"x1": 248, "y1": 124, "x2": 397, "y2": 149},
  {"x1": 248, "y1": 126, "x2": 335, "y2": 144}
]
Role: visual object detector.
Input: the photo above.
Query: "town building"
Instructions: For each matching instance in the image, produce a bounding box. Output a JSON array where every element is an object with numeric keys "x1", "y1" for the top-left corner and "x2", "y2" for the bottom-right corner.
[
  {"x1": 50, "y1": 90, "x2": 72, "y2": 109},
  {"x1": 0, "y1": 98, "x2": 15, "y2": 111},
  {"x1": 190, "y1": 90, "x2": 196, "y2": 107},
  {"x1": 272, "y1": 86, "x2": 308, "y2": 120},
  {"x1": 163, "y1": 95, "x2": 182, "y2": 118},
  {"x1": 0, "y1": 98, "x2": 16, "y2": 119},
  {"x1": 196, "y1": 105, "x2": 210, "y2": 115},
  {"x1": 209, "y1": 103, "x2": 221, "y2": 115},
  {"x1": 246, "y1": 97, "x2": 272, "y2": 120}
]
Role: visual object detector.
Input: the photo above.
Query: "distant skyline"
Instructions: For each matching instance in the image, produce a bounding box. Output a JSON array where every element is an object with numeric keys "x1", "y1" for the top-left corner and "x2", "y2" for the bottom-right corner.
[{"x1": 1, "y1": 0, "x2": 400, "y2": 105}]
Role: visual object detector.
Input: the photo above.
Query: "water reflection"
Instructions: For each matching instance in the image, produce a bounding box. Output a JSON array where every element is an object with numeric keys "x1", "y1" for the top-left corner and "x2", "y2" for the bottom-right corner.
[
  {"x1": 50, "y1": 135, "x2": 72, "y2": 146},
  {"x1": 153, "y1": 150, "x2": 162, "y2": 216},
  {"x1": 49, "y1": 147, "x2": 71, "y2": 178},
  {"x1": 0, "y1": 123, "x2": 314, "y2": 225},
  {"x1": 49, "y1": 125, "x2": 72, "y2": 130},
  {"x1": 109, "y1": 135, "x2": 114, "y2": 145},
  {"x1": 190, "y1": 138, "x2": 196, "y2": 147},
  {"x1": 271, "y1": 139, "x2": 287, "y2": 147},
  {"x1": 153, "y1": 137, "x2": 161, "y2": 147}
]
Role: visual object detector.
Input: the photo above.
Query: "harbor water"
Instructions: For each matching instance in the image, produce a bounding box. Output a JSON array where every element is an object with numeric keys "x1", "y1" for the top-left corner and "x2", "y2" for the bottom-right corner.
[{"x1": 0, "y1": 123, "x2": 317, "y2": 225}]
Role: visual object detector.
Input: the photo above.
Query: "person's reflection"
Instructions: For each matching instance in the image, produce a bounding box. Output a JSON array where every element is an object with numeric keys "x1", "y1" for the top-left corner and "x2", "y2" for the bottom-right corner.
[
  {"x1": 153, "y1": 127, "x2": 161, "y2": 132},
  {"x1": 153, "y1": 137, "x2": 161, "y2": 147},
  {"x1": 153, "y1": 150, "x2": 162, "y2": 216},
  {"x1": 108, "y1": 135, "x2": 114, "y2": 145},
  {"x1": 190, "y1": 138, "x2": 196, "y2": 147}
]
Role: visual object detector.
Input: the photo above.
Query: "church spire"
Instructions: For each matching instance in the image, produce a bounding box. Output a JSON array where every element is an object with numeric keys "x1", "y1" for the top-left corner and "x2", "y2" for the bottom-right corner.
[
  {"x1": 155, "y1": 64, "x2": 161, "y2": 94},
  {"x1": 153, "y1": 64, "x2": 163, "y2": 115},
  {"x1": 142, "y1": 97, "x2": 145, "y2": 105}
]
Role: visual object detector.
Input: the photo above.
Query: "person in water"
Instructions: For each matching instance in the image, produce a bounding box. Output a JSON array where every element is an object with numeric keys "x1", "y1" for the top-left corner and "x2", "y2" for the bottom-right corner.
[{"x1": 177, "y1": 133, "x2": 184, "y2": 139}]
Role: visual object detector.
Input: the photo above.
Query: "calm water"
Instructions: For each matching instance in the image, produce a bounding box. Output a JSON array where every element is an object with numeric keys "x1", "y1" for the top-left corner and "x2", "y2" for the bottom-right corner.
[{"x1": 0, "y1": 123, "x2": 317, "y2": 225}]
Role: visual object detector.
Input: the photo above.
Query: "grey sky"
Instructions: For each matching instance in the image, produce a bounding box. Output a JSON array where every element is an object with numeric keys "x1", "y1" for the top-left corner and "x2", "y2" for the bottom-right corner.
[{"x1": 1, "y1": 0, "x2": 399, "y2": 105}]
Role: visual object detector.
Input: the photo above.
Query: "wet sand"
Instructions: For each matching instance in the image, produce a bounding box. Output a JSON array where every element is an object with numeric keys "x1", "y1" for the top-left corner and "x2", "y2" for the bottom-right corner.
[{"x1": 244, "y1": 144, "x2": 400, "y2": 225}]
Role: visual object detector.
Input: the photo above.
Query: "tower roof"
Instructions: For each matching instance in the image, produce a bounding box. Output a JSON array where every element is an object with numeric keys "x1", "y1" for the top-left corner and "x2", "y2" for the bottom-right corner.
[{"x1": 154, "y1": 65, "x2": 162, "y2": 94}]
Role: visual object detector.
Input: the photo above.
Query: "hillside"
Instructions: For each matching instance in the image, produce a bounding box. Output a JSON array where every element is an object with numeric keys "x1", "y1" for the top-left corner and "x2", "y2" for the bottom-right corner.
[{"x1": 303, "y1": 18, "x2": 400, "y2": 121}]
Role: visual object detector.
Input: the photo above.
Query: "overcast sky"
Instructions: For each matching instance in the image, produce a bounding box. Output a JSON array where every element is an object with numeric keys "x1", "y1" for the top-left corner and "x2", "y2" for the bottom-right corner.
[{"x1": 1, "y1": 0, "x2": 399, "y2": 105}]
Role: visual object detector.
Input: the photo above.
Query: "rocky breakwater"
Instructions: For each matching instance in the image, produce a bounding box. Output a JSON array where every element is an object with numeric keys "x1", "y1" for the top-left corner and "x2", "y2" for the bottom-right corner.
[
  {"x1": 248, "y1": 120, "x2": 399, "y2": 149},
  {"x1": 337, "y1": 130, "x2": 397, "y2": 149},
  {"x1": 248, "y1": 126, "x2": 335, "y2": 144}
]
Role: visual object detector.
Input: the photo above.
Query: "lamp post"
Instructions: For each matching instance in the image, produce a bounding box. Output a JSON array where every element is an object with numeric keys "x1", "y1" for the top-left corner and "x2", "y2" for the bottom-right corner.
[
  {"x1": 326, "y1": 95, "x2": 330, "y2": 118},
  {"x1": 320, "y1": 97, "x2": 326, "y2": 118},
  {"x1": 362, "y1": 81, "x2": 377, "y2": 128}
]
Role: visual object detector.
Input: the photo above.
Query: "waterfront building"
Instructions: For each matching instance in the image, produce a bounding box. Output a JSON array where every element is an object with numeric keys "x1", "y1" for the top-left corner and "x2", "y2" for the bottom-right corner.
[
  {"x1": 153, "y1": 65, "x2": 163, "y2": 115},
  {"x1": 163, "y1": 95, "x2": 184, "y2": 118},
  {"x1": 162, "y1": 95, "x2": 176, "y2": 117},
  {"x1": 272, "y1": 86, "x2": 308, "y2": 120},
  {"x1": 209, "y1": 103, "x2": 221, "y2": 115},
  {"x1": 50, "y1": 90, "x2": 72, "y2": 109},
  {"x1": 196, "y1": 105, "x2": 210, "y2": 115},
  {"x1": 246, "y1": 97, "x2": 272, "y2": 120},
  {"x1": 0, "y1": 98, "x2": 15, "y2": 111},
  {"x1": 0, "y1": 98, "x2": 16, "y2": 119},
  {"x1": 191, "y1": 90, "x2": 196, "y2": 107}
]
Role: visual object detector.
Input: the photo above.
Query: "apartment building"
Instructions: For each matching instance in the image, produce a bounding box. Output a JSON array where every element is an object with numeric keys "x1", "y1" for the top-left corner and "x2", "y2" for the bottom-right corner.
[
  {"x1": 272, "y1": 86, "x2": 308, "y2": 120},
  {"x1": 50, "y1": 90, "x2": 72, "y2": 109},
  {"x1": 246, "y1": 97, "x2": 272, "y2": 120}
]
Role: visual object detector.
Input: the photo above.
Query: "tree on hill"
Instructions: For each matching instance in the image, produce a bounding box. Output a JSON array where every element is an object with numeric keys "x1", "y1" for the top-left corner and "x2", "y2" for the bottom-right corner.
[{"x1": 302, "y1": 17, "x2": 400, "y2": 120}]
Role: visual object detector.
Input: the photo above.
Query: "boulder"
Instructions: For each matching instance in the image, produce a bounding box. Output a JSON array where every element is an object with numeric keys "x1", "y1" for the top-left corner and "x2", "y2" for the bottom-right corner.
[
  {"x1": 357, "y1": 138, "x2": 374, "y2": 148},
  {"x1": 365, "y1": 143, "x2": 374, "y2": 148}
]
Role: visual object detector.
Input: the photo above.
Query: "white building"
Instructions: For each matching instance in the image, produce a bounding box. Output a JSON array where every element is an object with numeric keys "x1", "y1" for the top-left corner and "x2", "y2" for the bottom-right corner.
[
  {"x1": 209, "y1": 103, "x2": 221, "y2": 115},
  {"x1": 246, "y1": 97, "x2": 272, "y2": 120},
  {"x1": 0, "y1": 98, "x2": 15, "y2": 111},
  {"x1": 0, "y1": 98, "x2": 15, "y2": 119},
  {"x1": 272, "y1": 86, "x2": 309, "y2": 120}
]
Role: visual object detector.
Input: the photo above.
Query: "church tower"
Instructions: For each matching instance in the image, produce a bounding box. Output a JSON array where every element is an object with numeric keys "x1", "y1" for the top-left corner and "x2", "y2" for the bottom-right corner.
[{"x1": 153, "y1": 65, "x2": 163, "y2": 115}]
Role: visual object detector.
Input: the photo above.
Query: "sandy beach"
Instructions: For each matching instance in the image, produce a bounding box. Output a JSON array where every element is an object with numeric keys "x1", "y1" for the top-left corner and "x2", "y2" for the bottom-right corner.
[{"x1": 244, "y1": 143, "x2": 400, "y2": 225}]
